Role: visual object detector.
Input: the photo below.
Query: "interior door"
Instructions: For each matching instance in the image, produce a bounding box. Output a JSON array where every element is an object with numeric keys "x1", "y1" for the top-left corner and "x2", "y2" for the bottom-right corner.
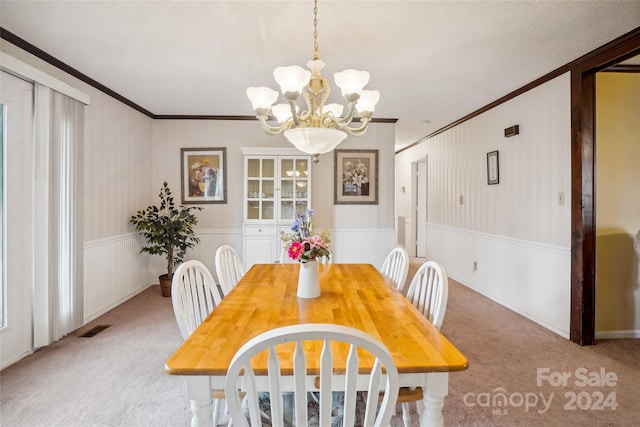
[
  {"x1": 0, "y1": 71, "x2": 35, "y2": 369},
  {"x1": 415, "y1": 159, "x2": 427, "y2": 258}
]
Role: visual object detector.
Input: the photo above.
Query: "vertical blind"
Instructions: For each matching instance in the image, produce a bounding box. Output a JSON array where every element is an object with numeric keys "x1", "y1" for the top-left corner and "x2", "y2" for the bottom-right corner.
[{"x1": 50, "y1": 90, "x2": 84, "y2": 340}]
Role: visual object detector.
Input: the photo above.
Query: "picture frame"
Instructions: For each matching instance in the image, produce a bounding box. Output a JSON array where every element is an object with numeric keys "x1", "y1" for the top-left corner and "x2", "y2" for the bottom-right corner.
[
  {"x1": 334, "y1": 149, "x2": 378, "y2": 205},
  {"x1": 181, "y1": 147, "x2": 227, "y2": 204},
  {"x1": 487, "y1": 150, "x2": 499, "y2": 185}
]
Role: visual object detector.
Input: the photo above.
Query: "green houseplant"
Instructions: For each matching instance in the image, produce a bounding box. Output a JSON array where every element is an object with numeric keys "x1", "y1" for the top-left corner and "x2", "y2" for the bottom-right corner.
[{"x1": 130, "y1": 182, "x2": 202, "y2": 297}]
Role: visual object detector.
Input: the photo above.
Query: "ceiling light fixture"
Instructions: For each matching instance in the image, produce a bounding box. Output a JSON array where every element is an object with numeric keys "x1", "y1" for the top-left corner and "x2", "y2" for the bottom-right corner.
[{"x1": 246, "y1": 0, "x2": 380, "y2": 164}]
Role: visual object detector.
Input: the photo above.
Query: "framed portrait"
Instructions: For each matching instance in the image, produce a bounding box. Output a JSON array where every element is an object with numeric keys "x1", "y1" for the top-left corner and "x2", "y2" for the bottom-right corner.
[
  {"x1": 334, "y1": 149, "x2": 378, "y2": 204},
  {"x1": 487, "y1": 150, "x2": 499, "y2": 185},
  {"x1": 181, "y1": 147, "x2": 227, "y2": 204}
]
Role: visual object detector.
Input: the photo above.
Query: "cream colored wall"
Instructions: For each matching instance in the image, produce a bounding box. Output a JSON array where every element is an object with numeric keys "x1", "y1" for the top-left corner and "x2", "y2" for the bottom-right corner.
[
  {"x1": 595, "y1": 72, "x2": 640, "y2": 337},
  {"x1": 396, "y1": 73, "x2": 572, "y2": 336},
  {"x1": 0, "y1": 41, "x2": 154, "y2": 243},
  {"x1": 151, "y1": 120, "x2": 396, "y2": 231}
]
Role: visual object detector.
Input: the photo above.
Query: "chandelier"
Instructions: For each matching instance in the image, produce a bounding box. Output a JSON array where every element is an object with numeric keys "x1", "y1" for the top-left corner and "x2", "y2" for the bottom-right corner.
[{"x1": 246, "y1": 0, "x2": 380, "y2": 163}]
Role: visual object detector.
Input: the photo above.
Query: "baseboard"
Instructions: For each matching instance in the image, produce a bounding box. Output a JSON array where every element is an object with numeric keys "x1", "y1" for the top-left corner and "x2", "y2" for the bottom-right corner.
[{"x1": 595, "y1": 330, "x2": 640, "y2": 339}]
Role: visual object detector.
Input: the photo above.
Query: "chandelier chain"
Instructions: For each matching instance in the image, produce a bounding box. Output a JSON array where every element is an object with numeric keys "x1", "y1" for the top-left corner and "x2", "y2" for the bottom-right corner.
[{"x1": 312, "y1": 0, "x2": 319, "y2": 60}]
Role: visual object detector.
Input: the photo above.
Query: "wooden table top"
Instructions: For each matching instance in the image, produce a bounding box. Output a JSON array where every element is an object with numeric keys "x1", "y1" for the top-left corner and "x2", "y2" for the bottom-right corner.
[{"x1": 165, "y1": 263, "x2": 468, "y2": 376}]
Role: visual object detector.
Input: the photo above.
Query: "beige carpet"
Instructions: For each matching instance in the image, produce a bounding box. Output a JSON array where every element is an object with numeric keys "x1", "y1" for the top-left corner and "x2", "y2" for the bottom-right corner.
[{"x1": 1, "y1": 260, "x2": 639, "y2": 426}]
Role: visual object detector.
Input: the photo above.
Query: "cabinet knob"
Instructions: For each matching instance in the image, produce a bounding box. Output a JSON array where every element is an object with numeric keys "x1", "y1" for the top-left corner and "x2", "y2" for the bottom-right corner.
[{"x1": 258, "y1": 229, "x2": 262, "y2": 232}]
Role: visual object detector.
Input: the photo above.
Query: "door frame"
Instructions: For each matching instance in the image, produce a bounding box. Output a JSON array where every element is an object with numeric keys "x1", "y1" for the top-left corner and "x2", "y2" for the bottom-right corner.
[
  {"x1": 411, "y1": 157, "x2": 427, "y2": 258},
  {"x1": 570, "y1": 30, "x2": 640, "y2": 345}
]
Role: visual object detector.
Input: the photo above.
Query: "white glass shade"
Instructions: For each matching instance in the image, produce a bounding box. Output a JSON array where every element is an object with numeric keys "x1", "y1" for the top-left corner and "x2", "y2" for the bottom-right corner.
[
  {"x1": 284, "y1": 128, "x2": 347, "y2": 155},
  {"x1": 271, "y1": 103, "x2": 298, "y2": 123},
  {"x1": 247, "y1": 87, "x2": 279, "y2": 111},
  {"x1": 323, "y1": 103, "x2": 344, "y2": 117},
  {"x1": 333, "y1": 69, "x2": 370, "y2": 97},
  {"x1": 274, "y1": 65, "x2": 311, "y2": 95},
  {"x1": 356, "y1": 90, "x2": 380, "y2": 114}
]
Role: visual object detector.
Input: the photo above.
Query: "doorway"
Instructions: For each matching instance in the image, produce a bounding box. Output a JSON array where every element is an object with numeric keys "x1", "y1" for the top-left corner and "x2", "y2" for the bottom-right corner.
[
  {"x1": 412, "y1": 158, "x2": 426, "y2": 258},
  {"x1": 570, "y1": 31, "x2": 640, "y2": 345}
]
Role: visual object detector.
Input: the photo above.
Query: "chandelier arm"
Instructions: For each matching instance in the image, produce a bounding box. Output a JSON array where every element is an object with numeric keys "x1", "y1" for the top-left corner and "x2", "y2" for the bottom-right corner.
[
  {"x1": 288, "y1": 99, "x2": 301, "y2": 127},
  {"x1": 256, "y1": 115, "x2": 294, "y2": 135},
  {"x1": 334, "y1": 117, "x2": 372, "y2": 136}
]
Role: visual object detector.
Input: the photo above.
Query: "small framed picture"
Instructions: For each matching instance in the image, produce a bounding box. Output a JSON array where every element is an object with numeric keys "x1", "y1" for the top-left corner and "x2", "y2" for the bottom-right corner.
[
  {"x1": 181, "y1": 147, "x2": 227, "y2": 204},
  {"x1": 487, "y1": 150, "x2": 499, "y2": 185},
  {"x1": 334, "y1": 149, "x2": 378, "y2": 204}
]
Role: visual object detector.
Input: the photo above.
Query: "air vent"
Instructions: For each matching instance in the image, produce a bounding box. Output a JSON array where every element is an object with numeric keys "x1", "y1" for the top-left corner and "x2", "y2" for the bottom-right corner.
[{"x1": 79, "y1": 325, "x2": 110, "y2": 338}]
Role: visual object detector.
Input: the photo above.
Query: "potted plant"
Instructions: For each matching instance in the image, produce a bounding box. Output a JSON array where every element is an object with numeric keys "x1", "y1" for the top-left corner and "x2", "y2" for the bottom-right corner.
[{"x1": 130, "y1": 181, "x2": 202, "y2": 297}]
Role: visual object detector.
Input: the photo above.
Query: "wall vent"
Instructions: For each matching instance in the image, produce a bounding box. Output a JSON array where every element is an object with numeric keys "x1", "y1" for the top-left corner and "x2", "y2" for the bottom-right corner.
[{"x1": 79, "y1": 325, "x2": 110, "y2": 338}]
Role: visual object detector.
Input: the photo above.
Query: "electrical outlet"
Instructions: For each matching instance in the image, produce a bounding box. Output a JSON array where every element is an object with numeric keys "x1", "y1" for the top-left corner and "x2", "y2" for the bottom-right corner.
[
  {"x1": 459, "y1": 195, "x2": 464, "y2": 205},
  {"x1": 473, "y1": 261, "x2": 478, "y2": 271}
]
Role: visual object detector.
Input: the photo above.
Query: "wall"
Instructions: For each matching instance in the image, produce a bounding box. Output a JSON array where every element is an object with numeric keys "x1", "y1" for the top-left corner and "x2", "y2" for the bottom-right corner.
[
  {"x1": 152, "y1": 119, "x2": 397, "y2": 275},
  {"x1": 1, "y1": 41, "x2": 156, "y2": 322},
  {"x1": 396, "y1": 73, "x2": 572, "y2": 337},
  {"x1": 595, "y1": 72, "x2": 640, "y2": 338}
]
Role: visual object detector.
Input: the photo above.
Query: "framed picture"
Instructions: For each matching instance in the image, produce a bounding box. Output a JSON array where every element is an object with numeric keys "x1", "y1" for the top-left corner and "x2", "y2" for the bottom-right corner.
[
  {"x1": 334, "y1": 149, "x2": 378, "y2": 204},
  {"x1": 487, "y1": 150, "x2": 499, "y2": 185},
  {"x1": 181, "y1": 147, "x2": 227, "y2": 204}
]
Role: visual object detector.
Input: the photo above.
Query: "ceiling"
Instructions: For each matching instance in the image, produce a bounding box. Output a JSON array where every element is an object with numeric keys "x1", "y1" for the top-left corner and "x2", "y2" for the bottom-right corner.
[{"x1": 1, "y1": 1, "x2": 639, "y2": 151}]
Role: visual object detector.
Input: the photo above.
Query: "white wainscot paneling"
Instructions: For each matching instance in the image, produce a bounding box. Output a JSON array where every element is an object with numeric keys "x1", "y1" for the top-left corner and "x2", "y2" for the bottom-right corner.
[
  {"x1": 185, "y1": 229, "x2": 243, "y2": 284},
  {"x1": 426, "y1": 224, "x2": 571, "y2": 337},
  {"x1": 330, "y1": 229, "x2": 395, "y2": 268},
  {"x1": 84, "y1": 234, "x2": 157, "y2": 323},
  {"x1": 83, "y1": 230, "x2": 241, "y2": 323}
]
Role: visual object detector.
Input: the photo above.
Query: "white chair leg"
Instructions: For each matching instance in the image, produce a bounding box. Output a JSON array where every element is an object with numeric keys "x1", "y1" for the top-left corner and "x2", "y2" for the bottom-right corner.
[
  {"x1": 212, "y1": 398, "x2": 222, "y2": 426},
  {"x1": 401, "y1": 402, "x2": 411, "y2": 426}
]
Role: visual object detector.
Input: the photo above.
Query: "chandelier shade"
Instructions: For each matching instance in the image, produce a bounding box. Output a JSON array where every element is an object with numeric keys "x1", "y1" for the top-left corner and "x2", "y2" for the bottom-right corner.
[
  {"x1": 284, "y1": 128, "x2": 347, "y2": 162},
  {"x1": 246, "y1": 0, "x2": 379, "y2": 163}
]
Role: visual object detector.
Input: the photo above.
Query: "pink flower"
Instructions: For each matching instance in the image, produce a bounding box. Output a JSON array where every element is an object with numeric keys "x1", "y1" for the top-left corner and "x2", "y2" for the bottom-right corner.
[{"x1": 288, "y1": 241, "x2": 304, "y2": 260}]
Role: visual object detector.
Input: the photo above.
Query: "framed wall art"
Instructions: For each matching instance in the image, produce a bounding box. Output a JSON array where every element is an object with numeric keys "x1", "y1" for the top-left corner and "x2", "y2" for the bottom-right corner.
[
  {"x1": 181, "y1": 147, "x2": 227, "y2": 204},
  {"x1": 487, "y1": 150, "x2": 499, "y2": 185},
  {"x1": 334, "y1": 149, "x2": 378, "y2": 205}
]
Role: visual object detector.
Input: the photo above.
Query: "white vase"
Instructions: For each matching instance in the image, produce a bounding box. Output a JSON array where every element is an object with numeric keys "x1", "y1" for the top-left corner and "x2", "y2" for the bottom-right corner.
[{"x1": 297, "y1": 259, "x2": 320, "y2": 299}]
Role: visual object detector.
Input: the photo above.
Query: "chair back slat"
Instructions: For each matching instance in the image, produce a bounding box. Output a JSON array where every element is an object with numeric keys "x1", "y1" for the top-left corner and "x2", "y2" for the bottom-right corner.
[
  {"x1": 318, "y1": 339, "x2": 333, "y2": 425},
  {"x1": 171, "y1": 260, "x2": 223, "y2": 339},
  {"x1": 379, "y1": 247, "x2": 410, "y2": 291},
  {"x1": 215, "y1": 245, "x2": 246, "y2": 295},
  {"x1": 224, "y1": 324, "x2": 399, "y2": 427},
  {"x1": 405, "y1": 260, "x2": 449, "y2": 330}
]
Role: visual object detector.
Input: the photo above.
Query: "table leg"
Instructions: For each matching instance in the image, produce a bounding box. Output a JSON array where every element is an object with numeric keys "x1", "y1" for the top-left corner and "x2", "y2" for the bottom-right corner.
[
  {"x1": 421, "y1": 372, "x2": 448, "y2": 427},
  {"x1": 186, "y1": 376, "x2": 213, "y2": 427}
]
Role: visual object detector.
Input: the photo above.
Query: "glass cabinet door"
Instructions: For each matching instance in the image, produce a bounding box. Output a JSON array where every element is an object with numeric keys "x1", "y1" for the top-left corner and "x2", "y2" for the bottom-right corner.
[
  {"x1": 279, "y1": 157, "x2": 309, "y2": 221},
  {"x1": 246, "y1": 158, "x2": 275, "y2": 220}
]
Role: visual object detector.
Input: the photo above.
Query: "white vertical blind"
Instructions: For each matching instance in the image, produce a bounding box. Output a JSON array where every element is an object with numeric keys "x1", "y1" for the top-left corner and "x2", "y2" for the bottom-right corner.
[{"x1": 50, "y1": 91, "x2": 84, "y2": 340}]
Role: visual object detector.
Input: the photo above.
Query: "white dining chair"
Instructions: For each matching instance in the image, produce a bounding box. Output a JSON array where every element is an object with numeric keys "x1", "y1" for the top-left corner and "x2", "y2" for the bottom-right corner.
[
  {"x1": 398, "y1": 260, "x2": 449, "y2": 426},
  {"x1": 215, "y1": 245, "x2": 246, "y2": 295},
  {"x1": 224, "y1": 323, "x2": 400, "y2": 427},
  {"x1": 379, "y1": 247, "x2": 409, "y2": 292},
  {"x1": 171, "y1": 260, "x2": 226, "y2": 426}
]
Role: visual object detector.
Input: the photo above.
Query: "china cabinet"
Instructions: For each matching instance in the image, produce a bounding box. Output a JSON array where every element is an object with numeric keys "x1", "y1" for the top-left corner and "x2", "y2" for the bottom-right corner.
[{"x1": 241, "y1": 148, "x2": 312, "y2": 269}]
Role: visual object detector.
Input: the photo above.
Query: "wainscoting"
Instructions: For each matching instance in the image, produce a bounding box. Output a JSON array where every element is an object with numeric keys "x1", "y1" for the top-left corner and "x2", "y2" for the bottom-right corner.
[
  {"x1": 426, "y1": 223, "x2": 571, "y2": 338},
  {"x1": 83, "y1": 228, "x2": 394, "y2": 324}
]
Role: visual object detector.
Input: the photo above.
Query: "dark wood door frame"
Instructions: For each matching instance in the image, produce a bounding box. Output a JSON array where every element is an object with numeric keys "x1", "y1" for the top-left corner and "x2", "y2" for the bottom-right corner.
[{"x1": 570, "y1": 29, "x2": 640, "y2": 345}]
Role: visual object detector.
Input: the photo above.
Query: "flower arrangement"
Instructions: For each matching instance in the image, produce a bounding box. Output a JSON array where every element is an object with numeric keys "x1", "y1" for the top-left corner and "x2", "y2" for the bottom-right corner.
[{"x1": 281, "y1": 209, "x2": 331, "y2": 263}]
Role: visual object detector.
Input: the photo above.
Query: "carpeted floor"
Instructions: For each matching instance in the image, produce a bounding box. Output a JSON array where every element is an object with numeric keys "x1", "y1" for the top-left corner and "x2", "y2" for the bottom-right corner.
[{"x1": 1, "y1": 259, "x2": 639, "y2": 426}]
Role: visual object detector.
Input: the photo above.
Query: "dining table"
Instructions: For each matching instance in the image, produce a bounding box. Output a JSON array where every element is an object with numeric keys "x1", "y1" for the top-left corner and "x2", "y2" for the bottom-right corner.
[{"x1": 165, "y1": 263, "x2": 468, "y2": 427}]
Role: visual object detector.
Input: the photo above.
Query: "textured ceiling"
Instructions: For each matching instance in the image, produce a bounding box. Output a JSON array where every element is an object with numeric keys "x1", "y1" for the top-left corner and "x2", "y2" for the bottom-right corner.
[{"x1": 1, "y1": 1, "x2": 639, "y2": 150}]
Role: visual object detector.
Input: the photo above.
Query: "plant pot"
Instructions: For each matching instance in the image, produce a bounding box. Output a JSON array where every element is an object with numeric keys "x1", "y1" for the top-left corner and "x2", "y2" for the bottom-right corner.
[{"x1": 159, "y1": 274, "x2": 172, "y2": 298}]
